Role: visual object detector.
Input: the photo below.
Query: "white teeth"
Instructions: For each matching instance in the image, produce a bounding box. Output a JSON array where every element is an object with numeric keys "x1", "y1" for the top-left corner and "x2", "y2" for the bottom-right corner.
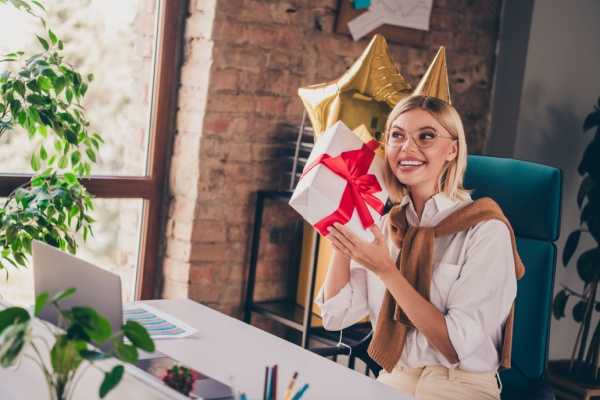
[{"x1": 400, "y1": 160, "x2": 424, "y2": 166}]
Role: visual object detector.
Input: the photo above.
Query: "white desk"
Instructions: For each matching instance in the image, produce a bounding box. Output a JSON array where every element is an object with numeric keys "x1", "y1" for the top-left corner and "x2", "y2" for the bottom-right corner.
[{"x1": 0, "y1": 299, "x2": 408, "y2": 399}]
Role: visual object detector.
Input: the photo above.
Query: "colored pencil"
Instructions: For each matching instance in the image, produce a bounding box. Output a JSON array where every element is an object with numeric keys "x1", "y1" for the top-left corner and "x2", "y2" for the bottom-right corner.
[
  {"x1": 263, "y1": 366, "x2": 269, "y2": 400},
  {"x1": 271, "y1": 364, "x2": 278, "y2": 400},
  {"x1": 291, "y1": 383, "x2": 309, "y2": 400},
  {"x1": 283, "y1": 372, "x2": 298, "y2": 400}
]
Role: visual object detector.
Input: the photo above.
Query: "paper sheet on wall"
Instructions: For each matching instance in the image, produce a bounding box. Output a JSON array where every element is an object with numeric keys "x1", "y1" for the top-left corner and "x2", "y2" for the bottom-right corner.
[
  {"x1": 348, "y1": 0, "x2": 434, "y2": 41},
  {"x1": 124, "y1": 302, "x2": 197, "y2": 339}
]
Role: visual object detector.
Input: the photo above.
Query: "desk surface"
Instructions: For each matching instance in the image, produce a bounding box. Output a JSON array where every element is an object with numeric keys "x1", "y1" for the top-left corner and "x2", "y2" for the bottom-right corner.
[
  {"x1": 0, "y1": 299, "x2": 407, "y2": 399},
  {"x1": 149, "y1": 299, "x2": 405, "y2": 399}
]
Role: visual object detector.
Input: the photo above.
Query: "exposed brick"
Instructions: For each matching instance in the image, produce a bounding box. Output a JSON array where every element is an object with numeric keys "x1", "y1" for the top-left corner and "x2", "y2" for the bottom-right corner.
[
  {"x1": 162, "y1": 0, "x2": 501, "y2": 320},
  {"x1": 217, "y1": 0, "x2": 300, "y2": 26},
  {"x1": 210, "y1": 68, "x2": 240, "y2": 92},
  {"x1": 185, "y1": 11, "x2": 214, "y2": 40},
  {"x1": 191, "y1": 219, "x2": 227, "y2": 242},
  {"x1": 181, "y1": 60, "x2": 213, "y2": 88},
  {"x1": 213, "y1": 44, "x2": 267, "y2": 73},
  {"x1": 227, "y1": 225, "x2": 249, "y2": 242},
  {"x1": 162, "y1": 279, "x2": 189, "y2": 299},
  {"x1": 169, "y1": 197, "x2": 197, "y2": 221},
  {"x1": 255, "y1": 96, "x2": 288, "y2": 116},
  {"x1": 223, "y1": 143, "x2": 254, "y2": 163},
  {"x1": 162, "y1": 257, "x2": 191, "y2": 283},
  {"x1": 189, "y1": 242, "x2": 245, "y2": 262},
  {"x1": 196, "y1": 201, "x2": 227, "y2": 220},
  {"x1": 176, "y1": 110, "x2": 205, "y2": 133},
  {"x1": 206, "y1": 94, "x2": 256, "y2": 113},
  {"x1": 165, "y1": 238, "x2": 193, "y2": 262},
  {"x1": 189, "y1": 282, "x2": 222, "y2": 303},
  {"x1": 178, "y1": 86, "x2": 208, "y2": 112},
  {"x1": 184, "y1": 38, "x2": 214, "y2": 65}
]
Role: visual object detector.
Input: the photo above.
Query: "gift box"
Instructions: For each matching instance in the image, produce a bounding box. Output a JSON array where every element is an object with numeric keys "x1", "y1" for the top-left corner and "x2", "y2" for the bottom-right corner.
[{"x1": 289, "y1": 121, "x2": 388, "y2": 243}]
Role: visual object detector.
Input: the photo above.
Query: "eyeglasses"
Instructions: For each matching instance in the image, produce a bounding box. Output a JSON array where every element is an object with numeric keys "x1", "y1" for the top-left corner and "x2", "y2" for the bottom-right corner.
[{"x1": 386, "y1": 129, "x2": 456, "y2": 149}]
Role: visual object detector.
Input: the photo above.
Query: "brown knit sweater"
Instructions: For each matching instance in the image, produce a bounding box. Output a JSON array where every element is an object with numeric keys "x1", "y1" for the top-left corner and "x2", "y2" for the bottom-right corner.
[{"x1": 367, "y1": 197, "x2": 525, "y2": 373}]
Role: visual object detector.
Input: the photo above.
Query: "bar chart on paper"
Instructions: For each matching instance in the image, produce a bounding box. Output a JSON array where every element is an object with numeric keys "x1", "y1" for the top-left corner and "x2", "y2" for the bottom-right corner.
[{"x1": 124, "y1": 302, "x2": 197, "y2": 339}]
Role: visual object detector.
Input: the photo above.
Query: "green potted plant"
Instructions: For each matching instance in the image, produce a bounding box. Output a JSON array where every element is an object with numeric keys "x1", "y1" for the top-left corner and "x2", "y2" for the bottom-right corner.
[
  {"x1": 0, "y1": 0, "x2": 101, "y2": 273},
  {"x1": 551, "y1": 97, "x2": 600, "y2": 385},
  {"x1": 0, "y1": 288, "x2": 155, "y2": 399}
]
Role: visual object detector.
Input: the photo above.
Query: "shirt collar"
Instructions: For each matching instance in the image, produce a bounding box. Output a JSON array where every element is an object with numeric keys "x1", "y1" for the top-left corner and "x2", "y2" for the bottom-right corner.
[{"x1": 398, "y1": 192, "x2": 470, "y2": 226}]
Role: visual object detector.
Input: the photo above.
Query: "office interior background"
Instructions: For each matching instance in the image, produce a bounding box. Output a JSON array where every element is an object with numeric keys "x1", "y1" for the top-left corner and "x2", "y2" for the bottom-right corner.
[{"x1": 0, "y1": 0, "x2": 599, "y2": 397}]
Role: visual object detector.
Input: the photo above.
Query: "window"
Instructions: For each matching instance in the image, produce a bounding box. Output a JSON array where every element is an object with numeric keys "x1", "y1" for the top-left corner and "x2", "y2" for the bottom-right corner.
[{"x1": 0, "y1": 0, "x2": 183, "y2": 304}]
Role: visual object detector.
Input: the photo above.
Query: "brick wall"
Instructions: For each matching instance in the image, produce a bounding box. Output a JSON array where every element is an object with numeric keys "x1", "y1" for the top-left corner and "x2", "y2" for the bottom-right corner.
[{"x1": 161, "y1": 0, "x2": 502, "y2": 319}]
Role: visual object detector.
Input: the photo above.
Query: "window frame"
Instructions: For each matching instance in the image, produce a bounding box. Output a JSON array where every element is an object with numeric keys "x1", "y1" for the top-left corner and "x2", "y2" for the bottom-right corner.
[{"x1": 0, "y1": 0, "x2": 185, "y2": 300}]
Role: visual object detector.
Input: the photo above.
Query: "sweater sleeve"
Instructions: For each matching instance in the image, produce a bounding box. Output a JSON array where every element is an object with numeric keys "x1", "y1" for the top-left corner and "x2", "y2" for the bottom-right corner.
[
  {"x1": 314, "y1": 259, "x2": 370, "y2": 331},
  {"x1": 443, "y1": 219, "x2": 518, "y2": 363}
]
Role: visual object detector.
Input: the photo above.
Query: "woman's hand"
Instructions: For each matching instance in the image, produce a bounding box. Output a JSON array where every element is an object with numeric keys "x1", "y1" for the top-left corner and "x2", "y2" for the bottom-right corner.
[{"x1": 327, "y1": 222, "x2": 396, "y2": 277}]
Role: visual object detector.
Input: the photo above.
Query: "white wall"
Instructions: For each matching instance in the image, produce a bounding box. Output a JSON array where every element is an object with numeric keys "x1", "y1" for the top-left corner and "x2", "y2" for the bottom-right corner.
[{"x1": 511, "y1": 0, "x2": 600, "y2": 360}]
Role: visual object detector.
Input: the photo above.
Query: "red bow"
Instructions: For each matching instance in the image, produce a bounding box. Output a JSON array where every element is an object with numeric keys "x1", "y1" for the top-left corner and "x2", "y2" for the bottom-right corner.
[{"x1": 301, "y1": 140, "x2": 385, "y2": 236}]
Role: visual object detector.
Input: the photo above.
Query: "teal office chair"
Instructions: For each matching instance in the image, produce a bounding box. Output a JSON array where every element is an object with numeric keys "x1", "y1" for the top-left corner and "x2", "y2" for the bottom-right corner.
[{"x1": 464, "y1": 155, "x2": 562, "y2": 400}]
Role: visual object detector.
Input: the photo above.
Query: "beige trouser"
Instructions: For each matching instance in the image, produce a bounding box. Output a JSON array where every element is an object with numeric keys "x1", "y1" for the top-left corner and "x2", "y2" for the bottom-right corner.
[{"x1": 377, "y1": 365, "x2": 501, "y2": 400}]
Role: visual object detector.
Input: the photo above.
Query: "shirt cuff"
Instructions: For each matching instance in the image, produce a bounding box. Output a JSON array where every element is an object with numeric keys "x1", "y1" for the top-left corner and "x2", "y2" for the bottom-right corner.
[{"x1": 314, "y1": 282, "x2": 353, "y2": 314}]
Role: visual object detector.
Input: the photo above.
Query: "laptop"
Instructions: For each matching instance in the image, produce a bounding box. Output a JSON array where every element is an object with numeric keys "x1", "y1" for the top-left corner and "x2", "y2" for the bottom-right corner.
[
  {"x1": 32, "y1": 240, "x2": 235, "y2": 400},
  {"x1": 32, "y1": 240, "x2": 123, "y2": 333}
]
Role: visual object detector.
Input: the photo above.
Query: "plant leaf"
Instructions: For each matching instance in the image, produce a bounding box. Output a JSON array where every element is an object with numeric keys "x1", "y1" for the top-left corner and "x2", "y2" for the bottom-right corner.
[
  {"x1": 50, "y1": 335, "x2": 84, "y2": 375},
  {"x1": 583, "y1": 109, "x2": 600, "y2": 132},
  {"x1": 563, "y1": 230, "x2": 581, "y2": 267},
  {"x1": 58, "y1": 155, "x2": 68, "y2": 169},
  {"x1": 71, "y1": 150, "x2": 80, "y2": 166},
  {"x1": 64, "y1": 129, "x2": 78, "y2": 145},
  {"x1": 34, "y1": 292, "x2": 48, "y2": 317},
  {"x1": 30, "y1": 153, "x2": 40, "y2": 171},
  {"x1": 39, "y1": 144, "x2": 47, "y2": 161},
  {"x1": 36, "y1": 35, "x2": 49, "y2": 51},
  {"x1": 80, "y1": 349, "x2": 110, "y2": 362},
  {"x1": 577, "y1": 248, "x2": 600, "y2": 284},
  {"x1": 0, "y1": 322, "x2": 29, "y2": 368},
  {"x1": 63, "y1": 173, "x2": 77, "y2": 185},
  {"x1": 99, "y1": 365, "x2": 124, "y2": 398},
  {"x1": 37, "y1": 75, "x2": 52, "y2": 92},
  {"x1": 553, "y1": 289, "x2": 569, "y2": 320},
  {"x1": 51, "y1": 287, "x2": 76, "y2": 303},
  {"x1": 48, "y1": 29, "x2": 58, "y2": 45},
  {"x1": 122, "y1": 320, "x2": 155, "y2": 352},
  {"x1": 0, "y1": 307, "x2": 30, "y2": 334},
  {"x1": 573, "y1": 300, "x2": 587, "y2": 323},
  {"x1": 53, "y1": 76, "x2": 66, "y2": 95},
  {"x1": 114, "y1": 341, "x2": 138, "y2": 363},
  {"x1": 86, "y1": 148, "x2": 96, "y2": 163},
  {"x1": 13, "y1": 80, "x2": 25, "y2": 98},
  {"x1": 64, "y1": 307, "x2": 112, "y2": 343}
]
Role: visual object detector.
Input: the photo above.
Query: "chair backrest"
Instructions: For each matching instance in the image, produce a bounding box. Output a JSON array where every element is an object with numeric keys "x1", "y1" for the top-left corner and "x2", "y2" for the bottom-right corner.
[{"x1": 464, "y1": 155, "x2": 562, "y2": 394}]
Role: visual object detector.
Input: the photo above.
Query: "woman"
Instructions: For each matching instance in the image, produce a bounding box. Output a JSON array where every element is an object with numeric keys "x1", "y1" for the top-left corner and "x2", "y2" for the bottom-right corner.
[{"x1": 315, "y1": 95, "x2": 522, "y2": 399}]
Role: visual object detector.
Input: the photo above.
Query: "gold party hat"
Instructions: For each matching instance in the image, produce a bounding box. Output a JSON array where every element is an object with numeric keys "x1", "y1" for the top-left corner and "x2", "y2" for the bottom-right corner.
[
  {"x1": 413, "y1": 47, "x2": 451, "y2": 104},
  {"x1": 298, "y1": 34, "x2": 412, "y2": 139}
]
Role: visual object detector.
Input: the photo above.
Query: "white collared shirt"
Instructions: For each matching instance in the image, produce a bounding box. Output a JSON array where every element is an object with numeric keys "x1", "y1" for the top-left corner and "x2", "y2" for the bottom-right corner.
[{"x1": 314, "y1": 192, "x2": 517, "y2": 372}]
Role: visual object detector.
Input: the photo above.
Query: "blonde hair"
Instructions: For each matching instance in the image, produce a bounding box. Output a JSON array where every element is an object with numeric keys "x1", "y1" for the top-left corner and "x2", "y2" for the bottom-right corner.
[{"x1": 383, "y1": 95, "x2": 471, "y2": 204}]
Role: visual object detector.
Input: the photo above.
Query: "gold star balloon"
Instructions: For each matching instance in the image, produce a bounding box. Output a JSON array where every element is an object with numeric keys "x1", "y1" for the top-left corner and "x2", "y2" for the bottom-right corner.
[
  {"x1": 298, "y1": 34, "x2": 412, "y2": 141},
  {"x1": 413, "y1": 46, "x2": 452, "y2": 104}
]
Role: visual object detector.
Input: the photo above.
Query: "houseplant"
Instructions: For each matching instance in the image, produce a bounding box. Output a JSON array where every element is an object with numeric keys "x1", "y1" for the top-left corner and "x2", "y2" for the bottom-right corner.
[
  {"x1": 0, "y1": 288, "x2": 155, "y2": 399},
  {"x1": 552, "y1": 97, "x2": 600, "y2": 383},
  {"x1": 0, "y1": 0, "x2": 101, "y2": 273}
]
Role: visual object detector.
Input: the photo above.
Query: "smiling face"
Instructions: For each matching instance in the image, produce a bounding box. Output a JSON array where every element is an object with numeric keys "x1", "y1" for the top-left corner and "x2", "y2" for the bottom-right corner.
[{"x1": 385, "y1": 108, "x2": 458, "y2": 197}]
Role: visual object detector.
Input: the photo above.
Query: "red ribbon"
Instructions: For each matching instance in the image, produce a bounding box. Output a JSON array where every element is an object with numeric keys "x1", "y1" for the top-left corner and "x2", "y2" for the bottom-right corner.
[{"x1": 301, "y1": 140, "x2": 385, "y2": 236}]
